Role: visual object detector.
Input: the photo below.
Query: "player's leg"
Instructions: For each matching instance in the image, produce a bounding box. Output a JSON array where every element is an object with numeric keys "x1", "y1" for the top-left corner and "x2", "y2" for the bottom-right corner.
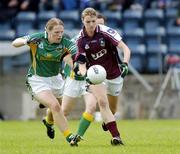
[
  {"x1": 34, "y1": 91, "x2": 77, "y2": 145},
  {"x1": 27, "y1": 74, "x2": 77, "y2": 146},
  {"x1": 106, "y1": 76, "x2": 123, "y2": 114},
  {"x1": 42, "y1": 108, "x2": 55, "y2": 139},
  {"x1": 76, "y1": 93, "x2": 97, "y2": 137},
  {"x1": 61, "y1": 95, "x2": 83, "y2": 144},
  {"x1": 108, "y1": 95, "x2": 118, "y2": 114},
  {"x1": 101, "y1": 95, "x2": 118, "y2": 131},
  {"x1": 107, "y1": 76, "x2": 123, "y2": 113},
  {"x1": 62, "y1": 95, "x2": 76, "y2": 116},
  {"x1": 90, "y1": 84, "x2": 123, "y2": 145},
  {"x1": 62, "y1": 77, "x2": 81, "y2": 116},
  {"x1": 102, "y1": 76, "x2": 124, "y2": 131},
  {"x1": 61, "y1": 78, "x2": 86, "y2": 145},
  {"x1": 42, "y1": 98, "x2": 62, "y2": 139}
]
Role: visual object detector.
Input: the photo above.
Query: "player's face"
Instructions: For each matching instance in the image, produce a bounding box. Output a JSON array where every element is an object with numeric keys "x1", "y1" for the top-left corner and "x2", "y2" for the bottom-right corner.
[
  {"x1": 83, "y1": 15, "x2": 97, "y2": 37},
  {"x1": 48, "y1": 25, "x2": 64, "y2": 43}
]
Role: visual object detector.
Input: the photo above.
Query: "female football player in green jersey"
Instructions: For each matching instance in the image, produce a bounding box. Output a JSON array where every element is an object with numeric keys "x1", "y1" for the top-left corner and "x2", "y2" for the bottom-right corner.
[
  {"x1": 41, "y1": 14, "x2": 107, "y2": 142},
  {"x1": 12, "y1": 17, "x2": 78, "y2": 146}
]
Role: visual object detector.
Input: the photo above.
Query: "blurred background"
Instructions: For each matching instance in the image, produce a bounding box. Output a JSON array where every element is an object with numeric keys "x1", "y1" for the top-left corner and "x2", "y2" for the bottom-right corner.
[{"x1": 0, "y1": 0, "x2": 180, "y2": 121}]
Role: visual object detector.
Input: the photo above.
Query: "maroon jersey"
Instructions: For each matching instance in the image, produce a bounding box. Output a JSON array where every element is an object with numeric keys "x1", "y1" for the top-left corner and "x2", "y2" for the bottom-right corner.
[{"x1": 76, "y1": 24, "x2": 122, "y2": 79}]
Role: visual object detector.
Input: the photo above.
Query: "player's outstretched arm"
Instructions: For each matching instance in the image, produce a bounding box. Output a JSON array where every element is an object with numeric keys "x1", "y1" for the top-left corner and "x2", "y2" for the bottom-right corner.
[
  {"x1": 12, "y1": 38, "x2": 28, "y2": 47},
  {"x1": 117, "y1": 40, "x2": 131, "y2": 78},
  {"x1": 12, "y1": 37, "x2": 42, "y2": 48},
  {"x1": 117, "y1": 40, "x2": 131, "y2": 64}
]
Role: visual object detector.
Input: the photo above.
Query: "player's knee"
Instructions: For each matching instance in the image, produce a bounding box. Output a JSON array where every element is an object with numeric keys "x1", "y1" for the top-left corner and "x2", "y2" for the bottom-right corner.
[
  {"x1": 98, "y1": 98, "x2": 108, "y2": 109},
  {"x1": 86, "y1": 104, "x2": 96, "y2": 114},
  {"x1": 90, "y1": 105, "x2": 96, "y2": 114},
  {"x1": 63, "y1": 109, "x2": 69, "y2": 117},
  {"x1": 50, "y1": 102, "x2": 61, "y2": 113}
]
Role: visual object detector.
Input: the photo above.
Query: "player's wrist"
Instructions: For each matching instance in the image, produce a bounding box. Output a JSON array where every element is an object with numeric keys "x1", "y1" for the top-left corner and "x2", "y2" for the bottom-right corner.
[{"x1": 122, "y1": 62, "x2": 128, "y2": 66}]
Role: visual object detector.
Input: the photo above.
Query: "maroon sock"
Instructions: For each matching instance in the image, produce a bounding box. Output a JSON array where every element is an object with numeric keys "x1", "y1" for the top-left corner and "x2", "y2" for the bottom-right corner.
[{"x1": 105, "y1": 121, "x2": 120, "y2": 137}]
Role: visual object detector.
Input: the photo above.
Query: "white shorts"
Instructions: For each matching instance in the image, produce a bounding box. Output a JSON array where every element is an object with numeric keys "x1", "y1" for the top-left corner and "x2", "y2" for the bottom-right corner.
[
  {"x1": 105, "y1": 75, "x2": 124, "y2": 96},
  {"x1": 27, "y1": 74, "x2": 64, "y2": 98},
  {"x1": 63, "y1": 76, "x2": 87, "y2": 98}
]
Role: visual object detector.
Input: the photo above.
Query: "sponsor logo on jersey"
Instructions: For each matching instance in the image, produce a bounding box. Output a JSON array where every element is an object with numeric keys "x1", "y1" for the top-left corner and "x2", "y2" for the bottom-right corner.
[
  {"x1": 46, "y1": 53, "x2": 53, "y2": 58},
  {"x1": 91, "y1": 49, "x2": 107, "y2": 60},
  {"x1": 91, "y1": 40, "x2": 97, "y2": 43}
]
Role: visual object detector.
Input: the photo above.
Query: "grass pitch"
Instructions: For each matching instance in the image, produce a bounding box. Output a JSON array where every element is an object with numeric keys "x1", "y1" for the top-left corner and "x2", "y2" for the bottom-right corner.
[{"x1": 0, "y1": 120, "x2": 180, "y2": 154}]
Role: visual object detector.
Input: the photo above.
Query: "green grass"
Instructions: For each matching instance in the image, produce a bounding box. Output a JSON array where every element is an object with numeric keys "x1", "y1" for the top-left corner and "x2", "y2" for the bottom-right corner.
[{"x1": 0, "y1": 120, "x2": 180, "y2": 154}]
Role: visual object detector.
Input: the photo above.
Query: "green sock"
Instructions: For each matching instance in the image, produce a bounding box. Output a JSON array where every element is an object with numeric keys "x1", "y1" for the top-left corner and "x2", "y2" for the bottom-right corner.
[
  {"x1": 77, "y1": 112, "x2": 94, "y2": 137},
  {"x1": 66, "y1": 133, "x2": 73, "y2": 143}
]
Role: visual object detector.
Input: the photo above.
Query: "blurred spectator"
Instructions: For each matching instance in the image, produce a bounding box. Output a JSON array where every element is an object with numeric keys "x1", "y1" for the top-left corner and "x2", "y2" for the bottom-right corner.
[
  {"x1": 40, "y1": 0, "x2": 79, "y2": 13},
  {"x1": 0, "y1": 0, "x2": 21, "y2": 22},
  {"x1": 80, "y1": 0, "x2": 105, "y2": 11},
  {"x1": 105, "y1": 0, "x2": 134, "y2": 12},
  {"x1": 174, "y1": 15, "x2": 180, "y2": 26},
  {"x1": 20, "y1": 0, "x2": 40, "y2": 13},
  {"x1": 39, "y1": 0, "x2": 56, "y2": 11},
  {"x1": 174, "y1": 2, "x2": 180, "y2": 26},
  {"x1": 157, "y1": 0, "x2": 166, "y2": 9},
  {"x1": 39, "y1": 0, "x2": 80, "y2": 13},
  {"x1": 106, "y1": 0, "x2": 124, "y2": 11},
  {"x1": 121, "y1": 0, "x2": 134, "y2": 11},
  {"x1": 147, "y1": 0, "x2": 177, "y2": 9},
  {"x1": 61, "y1": 0, "x2": 79, "y2": 10},
  {"x1": 130, "y1": 0, "x2": 151, "y2": 10}
]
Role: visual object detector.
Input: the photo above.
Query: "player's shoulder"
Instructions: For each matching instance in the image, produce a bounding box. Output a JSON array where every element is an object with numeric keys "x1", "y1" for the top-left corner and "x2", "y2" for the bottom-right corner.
[
  {"x1": 62, "y1": 36, "x2": 71, "y2": 42},
  {"x1": 70, "y1": 35, "x2": 78, "y2": 43},
  {"x1": 76, "y1": 29, "x2": 84, "y2": 41},
  {"x1": 98, "y1": 24, "x2": 110, "y2": 32},
  {"x1": 98, "y1": 24, "x2": 118, "y2": 37},
  {"x1": 62, "y1": 37, "x2": 76, "y2": 48}
]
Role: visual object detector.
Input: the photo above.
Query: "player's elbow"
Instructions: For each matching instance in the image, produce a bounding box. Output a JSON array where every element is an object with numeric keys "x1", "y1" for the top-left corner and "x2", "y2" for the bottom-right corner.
[
  {"x1": 12, "y1": 40, "x2": 18, "y2": 47},
  {"x1": 12, "y1": 38, "x2": 26, "y2": 47}
]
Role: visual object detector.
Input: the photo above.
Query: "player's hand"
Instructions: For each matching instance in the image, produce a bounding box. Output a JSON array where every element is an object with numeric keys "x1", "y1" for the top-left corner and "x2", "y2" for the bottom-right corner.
[
  {"x1": 73, "y1": 62, "x2": 81, "y2": 76},
  {"x1": 120, "y1": 62, "x2": 128, "y2": 78},
  {"x1": 86, "y1": 77, "x2": 93, "y2": 84},
  {"x1": 27, "y1": 37, "x2": 41, "y2": 45}
]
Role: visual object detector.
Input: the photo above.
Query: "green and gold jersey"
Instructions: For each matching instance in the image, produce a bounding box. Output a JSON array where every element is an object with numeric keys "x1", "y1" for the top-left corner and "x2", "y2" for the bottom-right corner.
[
  {"x1": 24, "y1": 32, "x2": 76, "y2": 77},
  {"x1": 63, "y1": 36, "x2": 85, "y2": 80}
]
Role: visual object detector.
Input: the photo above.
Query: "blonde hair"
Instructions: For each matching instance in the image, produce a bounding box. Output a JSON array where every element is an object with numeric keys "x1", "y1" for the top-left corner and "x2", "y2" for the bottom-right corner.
[
  {"x1": 81, "y1": 7, "x2": 97, "y2": 20},
  {"x1": 45, "y1": 17, "x2": 64, "y2": 31}
]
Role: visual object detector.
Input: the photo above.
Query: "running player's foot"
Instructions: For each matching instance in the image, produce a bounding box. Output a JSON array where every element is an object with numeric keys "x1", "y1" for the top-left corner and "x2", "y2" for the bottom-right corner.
[
  {"x1": 102, "y1": 122, "x2": 108, "y2": 131},
  {"x1": 42, "y1": 118, "x2": 55, "y2": 139},
  {"x1": 69, "y1": 134, "x2": 83, "y2": 146},
  {"x1": 111, "y1": 137, "x2": 124, "y2": 146}
]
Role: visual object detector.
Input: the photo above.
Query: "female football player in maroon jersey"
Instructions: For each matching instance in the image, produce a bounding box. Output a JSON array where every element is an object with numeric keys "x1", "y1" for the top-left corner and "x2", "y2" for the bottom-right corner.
[{"x1": 75, "y1": 8, "x2": 131, "y2": 145}]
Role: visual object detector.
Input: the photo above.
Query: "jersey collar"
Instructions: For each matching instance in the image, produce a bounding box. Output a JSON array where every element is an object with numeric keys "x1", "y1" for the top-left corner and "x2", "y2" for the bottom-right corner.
[{"x1": 82, "y1": 25, "x2": 100, "y2": 37}]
